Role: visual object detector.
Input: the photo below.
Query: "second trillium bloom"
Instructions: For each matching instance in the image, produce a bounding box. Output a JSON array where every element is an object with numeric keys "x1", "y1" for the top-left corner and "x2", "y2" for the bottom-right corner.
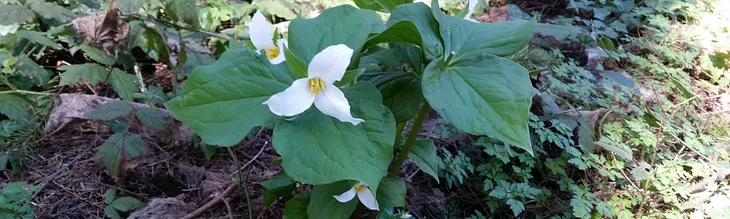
[
  {"x1": 250, "y1": 11, "x2": 287, "y2": 64},
  {"x1": 334, "y1": 181, "x2": 379, "y2": 210},
  {"x1": 263, "y1": 44, "x2": 364, "y2": 125}
]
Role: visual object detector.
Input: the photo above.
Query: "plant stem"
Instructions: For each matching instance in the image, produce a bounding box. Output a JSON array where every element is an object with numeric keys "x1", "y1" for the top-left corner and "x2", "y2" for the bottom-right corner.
[
  {"x1": 226, "y1": 147, "x2": 253, "y2": 219},
  {"x1": 388, "y1": 102, "x2": 430, "y2": 177},
  {"x1": 0, "y1": 90, "x2": 52, "y2": 96},
  {"x1": 393, "y1": 122, "x2": 406, "y2": 148}
]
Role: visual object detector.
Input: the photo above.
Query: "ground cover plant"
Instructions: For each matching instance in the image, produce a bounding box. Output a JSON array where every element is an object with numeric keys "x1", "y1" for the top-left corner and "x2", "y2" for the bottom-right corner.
[{"x1": 1, "y1": 0, "x2": 729, "y2": 218}]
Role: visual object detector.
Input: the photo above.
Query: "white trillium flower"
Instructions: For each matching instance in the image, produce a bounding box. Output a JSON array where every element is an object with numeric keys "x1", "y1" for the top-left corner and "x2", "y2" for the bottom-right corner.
[
  {"x1": 464, "y1": 0, "x2": 479, "y2": 22},
  {"x1": 333, "y1": 181, "x2": 379, "y2": 210},
  {"x1": 251, "y1": 11, "x2": 287, "y2": 64},
  {"x1": 263, "y1": 44, "x2": 364, "y2": 125}
]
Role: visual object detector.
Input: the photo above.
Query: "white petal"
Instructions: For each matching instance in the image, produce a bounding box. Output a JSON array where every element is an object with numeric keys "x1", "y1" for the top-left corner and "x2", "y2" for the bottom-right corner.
[
  {"x1": 263, "y1": 78, "x2": 314, "y2": 116},
  {"x1": 465, "y1": 17, "x2": 479, "y2": 23},
  {"x1": 333, "y1": 187, "x2": 357, "y2": 203},
  {"x1": 357, "y1": 187, "x2": 379, "y2": 210},
  {"x1": 269, "y1": 39, "x2": 287, "y2": 65},
  {"x1": 314, "y1": 84, "x2": 364, "y2": 125},
  {"x1": 464, "y1": 0, "x2": 477, "y2": 20},
  {"x1": 250, "y1": 11, "x2": 275, "y2": 50},
  {"x1": 307, "y1": 44, "x2": 353, "y2": 83}
]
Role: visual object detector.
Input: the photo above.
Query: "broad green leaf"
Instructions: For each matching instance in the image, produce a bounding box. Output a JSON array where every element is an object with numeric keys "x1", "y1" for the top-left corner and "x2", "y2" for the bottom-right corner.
[
  {"x1": 307, "y1": 181, "x2": 358, "y2": 219},
  {"x1": 104, "y1": 188, "x2": 116, "y2": 204},
  {"x1": 0, "y1": 4, "x2": 33, "y2": 25},
  {"x1": 595, "y1": 137, "x2": 633, "y2": 161},
  {"x1": 272, "y1": 84, "x2": 395, "y2": 195},
  {"x1": 104, "y1": 205, "x2": 121, "y2": 219},
  {"x1": 534, "y1": 23, "x2": 581, "y2": 41},
  {"x1": 261, "y1": 172, "x2": 296, "y2": 206},
  {"x1": 87, "y1": 100, "x2": 133, "y2": 120},
  {"x1": 115, "y1": 0, "x2": 145, "y2": 15},
  {"x1": 180, "y1": 48, "x2": 214, "y2": 76},
  {"x1": 672, "y1": 79, "x2": 694, "y2": 98},
  {"x1": 0, "y1": 24, "x2": 19, "y2": 36},
  {"x1": 603, "y1": 70, "x2": 635, "y2": 88},
  {"x1": 96, "y1": 132, "x2": 146, "y2": 179},
  {"x1": 135, "y1": 107, "x2": 170, "y2": 132},
  {"x1": 284, "y1": 46, "x2": 308, "y2": 79},
  {"x1": 364, "y1": 71, "x2": 423, "y2": 123},
  {"x1": 438, "y1": 15, "x2": 536, "y2": 60},
  {"x1": 109, "y1": 68, "x2": 140, "y2": 101},
  {"x1": 597, "y1": 36, "x2": 616, "y2": 51},
  {"x1": 577, "y1": 115, "x2": 595, "y2": 153},
  {"x1": 387, "y1": 3, "x2": 442, "y2": 60},
  {"x1": 165, "y1": 49, "x2": 293, "y2": 146},
  {"x1": 166, "y1": 0, "x2": 200, "y2": 28},
  {"x1": 16, "y1": 56, "x2": 51, "y2": 86},
  {"x1": 254, "y1": 1, "x2": 297, "y2": 20},
  {"x1": 354, "y1": 0, "x2": 411, "y2": 12},
  {"x1": 631, "y1": 167, "x2": 650, "y2": 181},
  {"x1": 376, "y1": 177, "x2": 406, "y2": 209},
  {"x1": 17, "y1": 30, "x2": 62, "y2": 49},
  {"x1": 408, "y1": 139, "x2": 440, "y2": 182},
  {"x1": 80, "y1": 43, "x2": 115, "y2": 65},
  {"x1": 0, "y1": 94, "x2": 31, "y2": 120},
  {"x1": 58, "y1": 63, "x2": 107, "y2": 86},
  {"x1": 283, "y1": 193, "x2": 310, "y2": 219},
  {"x1": 111, "y1": 197, "x2": 145, "y2": 211},
  {"x1": 422, "y1": 54, "x2": 534, "y2": 153},
  {"x1": 363, "y1": 21, "x2": 422, "y2": 50},
  {"x1": 29, "y1": 2, "x2": 77, "y2": 22},
  {"x1": 340, "y1": 81, "x2": 383, "y2": 104},
  {"x1": 287, "y1": 5, "x2": 384, "y2": 64},
  {"x1": 139, "y1": 26, "x2": 170, "y2": 64},
  {"x1": 392, "y1": 43, "x2": 424, "y2": 75},
  {"x1": 334, "y1": 68, "x2": 366, "y2": 87}
]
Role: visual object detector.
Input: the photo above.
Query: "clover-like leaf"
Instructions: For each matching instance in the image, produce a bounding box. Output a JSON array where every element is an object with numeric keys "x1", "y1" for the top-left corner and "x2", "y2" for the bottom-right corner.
[
  {"x1": 0, "y1": 94, "x2": 31, "y2": 120},
  {"x1": 135, "y1": 107, "x2": 170, "y2": 132},
  {"x1": 59, "y1": 63, "x2": 107, "y2": 86},
  {"x1": 110, "y1": 197, "x2": 145, "y2": 211},
  {"x1": 87, "y1": 100, "x2": 133, "y2": 120},
  {"x1": 287, "y1": 5, "x2": 384, "y2": 64},
  {"x1": 165, "y1": 48, "x2": 293, "y2": 146},
  {"x1": 422, "y1": 54, "x2": 534, "y2": 154},
  {"x1": 0, "y1": 4, "x2": 33, "y2": 26},
  {"x1": 96, "y1": 132, "x2": 146, "y2": 179}
]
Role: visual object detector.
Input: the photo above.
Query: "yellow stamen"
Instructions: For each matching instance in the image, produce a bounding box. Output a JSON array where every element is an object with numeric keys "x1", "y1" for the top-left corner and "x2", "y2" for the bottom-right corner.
[
  {"x1": 308, "y1": 77, "x2": 325, "y2": 95},
  {"x1": 354, "y1": 184, "x2": 366, "y2": 193},
  {"x1": 265, "y1": 47, "x2": 280, "y2": 60}
]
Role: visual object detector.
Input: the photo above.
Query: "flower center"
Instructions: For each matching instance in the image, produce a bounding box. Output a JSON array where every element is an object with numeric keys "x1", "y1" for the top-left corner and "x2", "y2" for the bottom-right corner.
[
  {"x1": 354, "y1": 184, "x2": 366, "y2": 193},
  {"x1": 308, "y1": 77, "x2": 325, "y2": 95},
  {"x1": 265, "y1": 47, "x2": 280, "y2": 60}
]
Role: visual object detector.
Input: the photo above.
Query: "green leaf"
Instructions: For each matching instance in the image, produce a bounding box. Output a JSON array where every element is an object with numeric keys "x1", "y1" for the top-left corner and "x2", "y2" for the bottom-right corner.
[
  {"x1": 376, "y1": 177, "x2": 406, "y2": 209},
  {"x1": 17, "y1": 30, "x2": 62, "y2": 49},
  {"x1": 534, "y1": 23, "x2": 581, "y2": 41},
  {"x1": 87, "y1": 100, "x2": 133, "y2": 120},
  {"x1": 438, "y1": 16, "x2": 536, "y2": 60},
  {"x1": 0, "y1": 4, "x2": 33, "y2": 25},
  {"x1": 631, "y1": 167, "x2": 650, "y2": 181},
  {"x1": 16, "y1": 56, "x2": 51, "y2": 86},
  {"x1": 603, "y1": 70, "x2": 635, "y2": 88},
  {"x1": 0, "y1": 94, "x2": 31, "y2": 120},
  {"x1": 109, "y1": 68, "x2": 140, "y2": 101},
  {"x1": 307, "y1": 181, "x2": 358, "y2": 219},
  {"x1": 506, "y1": 198, "x2": 525, "y2": 216},
  {"x1": 709, "y1": 52, "x2": 729, "y2": 69},
  {"x1": 180, "y1": 49, "x2": 214, "y2": 76},
  {"x1": 272, "y1": 84, "x2": 395, "y2": 194},
  {"x1": 284, "y1": 46, "x2": 308, "y2": 79},
  {"x1": 58, "y1": 63, "x2": 107, "y2": 86},
  {"x1": 115, "y1": 0, "x2": 145, "y2": 15},
  {"x1": 261, "y1": 172, "x2": 296, "y2": 206},
  {"x1": 363, "y1": 21, "x2": 422, "y2": 50},
  {"x1": 96, "y1": 132, "x2": 146, "y2": 179},
  {"x1": 104, "y1": 205, "x2": 121, "y2": 219},
  {"x1": 254, "y1": 1, "x2": 297, "y2": 20},
  {"x1": 80, "y1": 43, "x2": 115, "y2": 65},
  {"x1": 392, "y1": 43, "x2": 424, "y2": 75},
  {"x1": 672, "y1": 79, "x2": 694, "y2": 98},
  {"x1": 595, "y1": 137, "x2": 633, "y2": 161},
  {"x1": 104, "y1": 188, "x2": 117, "y2": 204},
  {"x1": 596, "y1": 36, "x2": 616, "y2": 51},
  {"x1": 140, "y1": 26, "x2": 170, "y2": 64},
  {"x1": 354, "y1": 0, "x2": 411, "y2": 12},
  {"x1": 422, "y1": 54, "x2": 534, "y2": 153},
  {"x1": 287, "y1": 5, "x2": 384, "y2": 64},
  {"x1": 165, "y1": 49, "x2": 293, "y2": 146},
  {"x1": 29, "y1": 2, "x2": 77, "y2": 22},
  {"x1": 334, "y1": 68, "x2": 366, "y2": 87},
  {"x1": 111, "y1": 197, "x2": 145, "y2": 212},
  {"x1": 577, "y1": 115, "x2": 595, "y2": 153},
  {"x1": 408, "y1": 139, "x2": 440, "y2": 183},
  {"x1": 166, "y1": 0, "x2": 200, "y2": 28},
  {"x1": 387, "y1": 3, "x2": 443, "y2": 60},
  {"x1": 135, "y1": 107, "x2": 170, "y2": 132},
  {"x1": 364, "y1": 71, "x2": 423, "y2": 123},
  {"x1": 283, "y1": 193, "x2": 310, "y2": 219}
]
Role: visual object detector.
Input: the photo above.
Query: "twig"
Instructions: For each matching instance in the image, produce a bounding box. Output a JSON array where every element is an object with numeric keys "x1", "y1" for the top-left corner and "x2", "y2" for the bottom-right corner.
[
  {"x1": 636, "y1": 105, "x2": 665, "y2": 217},
  {"x1": 181, "y1": 183, "x2": 238, "y2": 219}
]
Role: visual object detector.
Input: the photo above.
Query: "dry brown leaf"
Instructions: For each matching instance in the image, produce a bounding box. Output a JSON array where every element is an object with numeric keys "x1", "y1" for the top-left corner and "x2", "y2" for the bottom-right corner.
[{"x1": 72, "y1": 0, "x2": 130, "y2": 53}]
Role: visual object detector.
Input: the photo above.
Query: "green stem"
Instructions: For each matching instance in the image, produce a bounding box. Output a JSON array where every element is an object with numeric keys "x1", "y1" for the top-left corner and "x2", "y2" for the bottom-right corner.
[
  {"x1": 393, "y1": 122, "x2": 406, "y2": 148},
  {"x1": 388, "y1": 102, "x2": 430, "y2": 177},
  {"x1": 0, "y1": 90, "x2": 52, "y2": 96}
]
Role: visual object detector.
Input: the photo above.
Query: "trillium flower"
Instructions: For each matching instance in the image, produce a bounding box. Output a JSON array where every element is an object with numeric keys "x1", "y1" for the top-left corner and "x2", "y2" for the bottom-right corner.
[
  {"x1": 263, "y1": 44, "x2": 364, "y2": 125},
  {"x1": 250, "y1": 11, "x2": 287, "y2": 64},
  {"x1": 333, "y1": 181, "x2": 379, "y2": 210},
  {"x1": 464, "y1": 0, "x2": 478, "y2": 22}
]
